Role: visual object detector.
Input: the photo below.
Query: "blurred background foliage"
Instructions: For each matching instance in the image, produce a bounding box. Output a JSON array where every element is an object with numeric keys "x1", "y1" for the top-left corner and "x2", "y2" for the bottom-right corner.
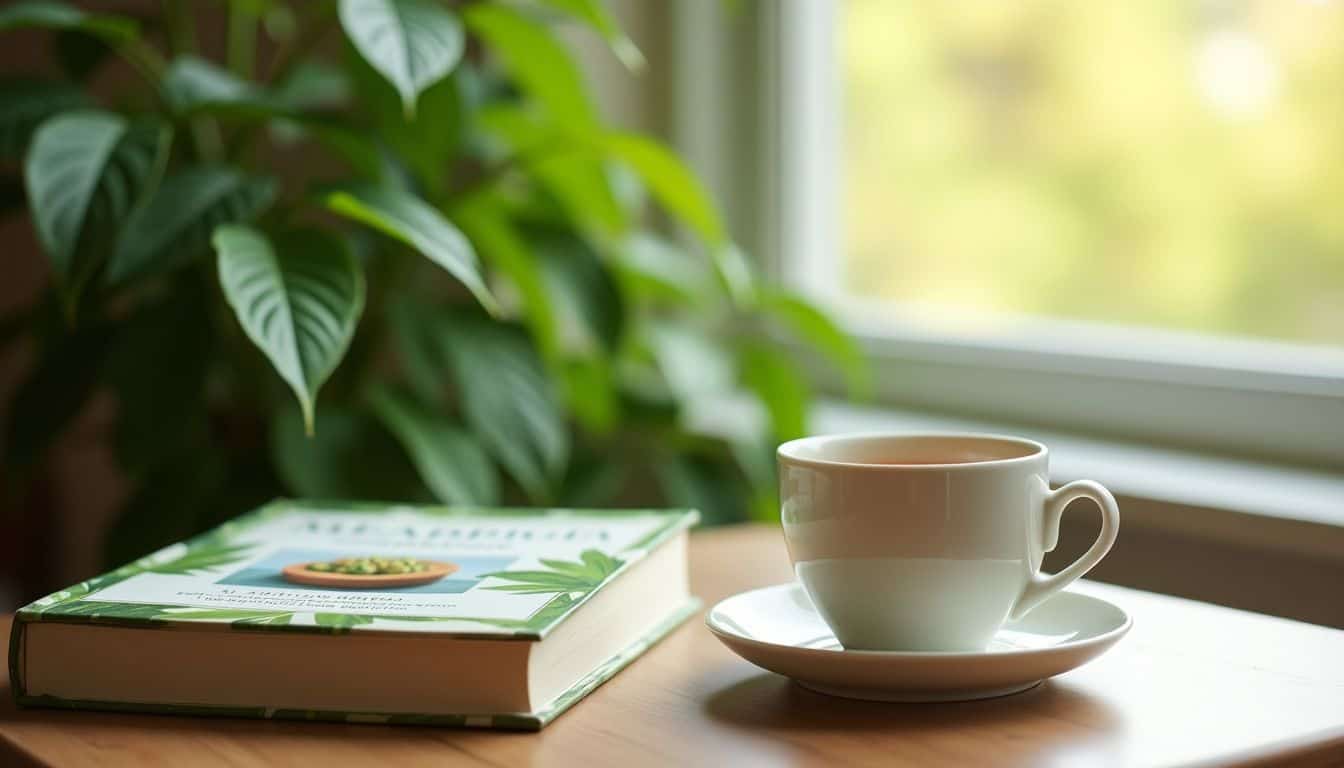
[
  {"x1": 0, "y1": 0, "x2": 867, "y2": 569},
  {"x1": 845, "y1": 0, "x2": 1344, "y2": 346}
]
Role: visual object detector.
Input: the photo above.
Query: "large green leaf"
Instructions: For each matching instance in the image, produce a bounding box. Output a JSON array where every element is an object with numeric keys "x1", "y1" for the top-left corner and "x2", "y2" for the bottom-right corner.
[
  {"x1": 602, "y1": 133, "x2": 724, "y2": 245},
  {"x1": 162, "y1": 56, "x2": 272, "y2": 116},
  {"x1": 452, "y1": 195, "x2": 559, "y2": 363},
  {"x1": 368, "y1": 385, "x2": 498, "y2": 505},
  {"x1": 502, "y1": 232, "x2": 620, "y2": 429},
  {"x1": 709, "y1": 240, "x2": 756, "y2": 307},
  {"x1": 559, "y1": 356, "x2": 618, "y2": 433},
  {"x1": 0, "y1": 1, "x2": 137, "y2": 40},
  {"x1": 540, "y1": 0, "x2": 644, "y2": 70},
  {"x1": 214, "y1": 225, "x2": 365, "y2": 434},
  {"x1": 438, "y1": 317, "x2": 568, "y2": 501},
  {"x1": 163, "y1": 57, "x2": 365, "y2": 178},
  {"x1": 275, "y1": 62, "x2": 351, "y2": 111},
  {"x1": 165, "y1": 56, "x2": 346, "y2": 119},
  {"x1": 326, "y1": 184, "x2": 497, "y2": 313},
  {"x1": 0, "y1": 78, "x2": 88, "y2": 161},
  {"x1": 387, "y1": 298, "x2": 448, "y2": 406},
  {"x1": 600, "y1": 133, "x2": 754, "y2": 304},
  {"x1": 474, "y1": 102, "x2": 551, "y2": 155},
  {"x1": 531, "y1": 151, "x2": 626, "y2": 238},
  {"x1": 758, "y1": 288, "x2": 872, "y2": 398},
  {"x1": 475, "y1": 103, "x2": 621, "y2": 233},
  {"x1": 463, "y1": 4, "x2": 596, "y2": 128},
  {"x1": 739, "y1": 343, "x2": 811, "y2": 443},
  {"x1": 648, "y1": 321, "x2": 734, "y2": 404},
  {"x1": 338, "y1": 0, "x2": 465, "y2": 115},
  {"x1": 347, "y1": 49, "x2": 459, "y2": 192},
  {"x1": 614, "y1": 233, "x2": 713, "y2": 305},
  {"x1": 536, "y1": 232, "x2": 625, "y2": 355},
  {"x1": 109, "y1": 166, "x2": 277, "y2": 282},
  {"x1": 24, "y1": 110, "x2": 168, "y2": 300}
]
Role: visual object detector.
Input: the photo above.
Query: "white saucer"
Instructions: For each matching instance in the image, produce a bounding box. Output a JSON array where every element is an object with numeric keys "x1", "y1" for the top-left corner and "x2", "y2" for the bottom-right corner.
[{"x1": 706, "y1": 582, "x2": 1131, "y2": 702}]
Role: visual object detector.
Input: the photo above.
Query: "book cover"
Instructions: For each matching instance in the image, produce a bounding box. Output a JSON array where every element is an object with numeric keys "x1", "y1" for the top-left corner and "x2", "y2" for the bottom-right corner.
[{"x1": 10, "y1": 500, "x2": 700, "y2": 729}]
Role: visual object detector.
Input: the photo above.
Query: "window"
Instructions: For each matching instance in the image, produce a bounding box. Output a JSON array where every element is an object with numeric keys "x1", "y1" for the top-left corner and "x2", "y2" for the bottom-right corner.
[
  {"x1": 754, "y1": 0, "x2": 1344, "y2": 468},
  {"x1": 842, "y1": 1, "x2": 1344, "y2": 347}
]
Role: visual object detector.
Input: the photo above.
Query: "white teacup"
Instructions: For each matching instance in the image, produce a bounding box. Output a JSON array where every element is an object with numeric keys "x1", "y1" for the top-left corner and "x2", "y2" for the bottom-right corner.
[{"x1": 778, "y1": 433, "x2": 1119, "y2": 652}]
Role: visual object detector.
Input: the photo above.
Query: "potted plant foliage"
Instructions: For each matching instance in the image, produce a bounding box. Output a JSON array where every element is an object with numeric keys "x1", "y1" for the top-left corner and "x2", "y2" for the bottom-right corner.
[{"x1": 0, "y1": 0, "x2": 867, "y2": 566}]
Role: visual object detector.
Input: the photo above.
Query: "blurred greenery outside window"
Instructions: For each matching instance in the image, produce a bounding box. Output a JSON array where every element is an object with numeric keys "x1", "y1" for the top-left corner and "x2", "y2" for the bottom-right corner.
[{"x1": 843, "y1": 0, "x2": 1344, "y2": 347}]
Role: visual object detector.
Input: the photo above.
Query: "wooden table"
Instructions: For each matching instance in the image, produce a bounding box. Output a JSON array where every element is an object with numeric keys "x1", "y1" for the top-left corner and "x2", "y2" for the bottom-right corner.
[{"x1": 3, "y1": 525, "x2": 1343, "y2": 767}]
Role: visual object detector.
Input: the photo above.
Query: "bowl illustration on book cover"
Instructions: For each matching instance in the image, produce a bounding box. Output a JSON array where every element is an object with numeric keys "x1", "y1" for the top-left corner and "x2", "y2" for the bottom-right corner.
[{"x1": 281, "y1": 556, "x2": 458, "y2": 588}]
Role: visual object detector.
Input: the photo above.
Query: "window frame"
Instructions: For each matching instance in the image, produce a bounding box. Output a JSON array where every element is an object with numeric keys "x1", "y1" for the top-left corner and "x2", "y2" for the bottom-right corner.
[{"x1": 702, "y1": 0, "x2": 1344, "y2": 469}]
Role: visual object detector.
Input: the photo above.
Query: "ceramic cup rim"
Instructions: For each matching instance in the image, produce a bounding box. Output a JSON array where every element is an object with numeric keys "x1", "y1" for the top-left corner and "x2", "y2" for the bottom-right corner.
[{"x1": 777, "y1": 432, "x2": 1048, "y2": 472}]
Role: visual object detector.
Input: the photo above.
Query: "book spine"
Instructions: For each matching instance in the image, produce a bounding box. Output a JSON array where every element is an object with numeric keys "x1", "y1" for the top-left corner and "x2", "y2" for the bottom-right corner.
[{"x1": 8, "y1": 612, "x2": 29, "y2": 704}]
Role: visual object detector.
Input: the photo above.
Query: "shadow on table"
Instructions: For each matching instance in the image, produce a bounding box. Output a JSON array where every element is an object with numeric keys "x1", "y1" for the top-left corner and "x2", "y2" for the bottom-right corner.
[{"x1": 702, "y1": 671, "x2": 1123, "y2": 737}]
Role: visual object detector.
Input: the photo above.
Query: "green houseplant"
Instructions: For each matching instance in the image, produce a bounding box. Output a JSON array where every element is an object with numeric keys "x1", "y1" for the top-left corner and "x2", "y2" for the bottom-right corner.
[{"x1": 0, "y1": 0, "x2": 867, "y2": 566}]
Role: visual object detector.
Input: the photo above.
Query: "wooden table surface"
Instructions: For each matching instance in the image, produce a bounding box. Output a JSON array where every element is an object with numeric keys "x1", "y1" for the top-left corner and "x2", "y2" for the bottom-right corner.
[{"x1": 3, "y1": 524, "x2": 1344, "y2": 767}]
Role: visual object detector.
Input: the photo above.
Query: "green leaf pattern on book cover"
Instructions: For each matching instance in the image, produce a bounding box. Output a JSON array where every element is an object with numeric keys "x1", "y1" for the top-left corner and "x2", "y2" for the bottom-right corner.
[
  {"x1": 482, "y1": 549, "x2": 623, "y2": 595},
  {"x1": 21, "y1": 504, "x2": 683, "y2": 635},
  {"x1": 11, "y1": 501, "x2": 700, "y2": 730},
  {"x1": 31, "y1": 554, "x2": 615, "y2": 634}
]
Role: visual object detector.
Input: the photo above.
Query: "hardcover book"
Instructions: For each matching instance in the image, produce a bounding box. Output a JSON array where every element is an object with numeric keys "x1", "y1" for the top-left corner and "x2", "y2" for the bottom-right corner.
[{"x1": 9, "y1": 500, "x2": 699, "y2": 730}]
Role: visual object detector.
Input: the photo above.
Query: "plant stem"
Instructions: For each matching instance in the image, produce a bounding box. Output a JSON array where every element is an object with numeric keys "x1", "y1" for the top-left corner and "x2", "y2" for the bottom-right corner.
[
  {"x1": 159, "y1": 0, "x2": 196, "y2": 56},
  {"x1": 190, "y1": 120, "x2": 226, "y2": 163},
  {"x1": 227, "y1": 1, "x2": 256, "y2": 80},
  {"x1": 267, "y1": 2, "x2": 338, "y2": 84},
  {"x1": 116, "y1": 39, "x2": 168, "y2": 85},
  {"x1": 111, "y1": 30, "x2": 205, "y2": 157},
  {"x1": 444, "y1": 150, "x2": 536, "y2": 206}
]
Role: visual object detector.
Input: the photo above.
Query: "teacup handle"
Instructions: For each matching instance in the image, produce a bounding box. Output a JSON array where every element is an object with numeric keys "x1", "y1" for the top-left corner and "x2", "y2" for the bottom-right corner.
[{"x1": 1010, "y1": 479, "x2": 1120, "y2": 620}]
